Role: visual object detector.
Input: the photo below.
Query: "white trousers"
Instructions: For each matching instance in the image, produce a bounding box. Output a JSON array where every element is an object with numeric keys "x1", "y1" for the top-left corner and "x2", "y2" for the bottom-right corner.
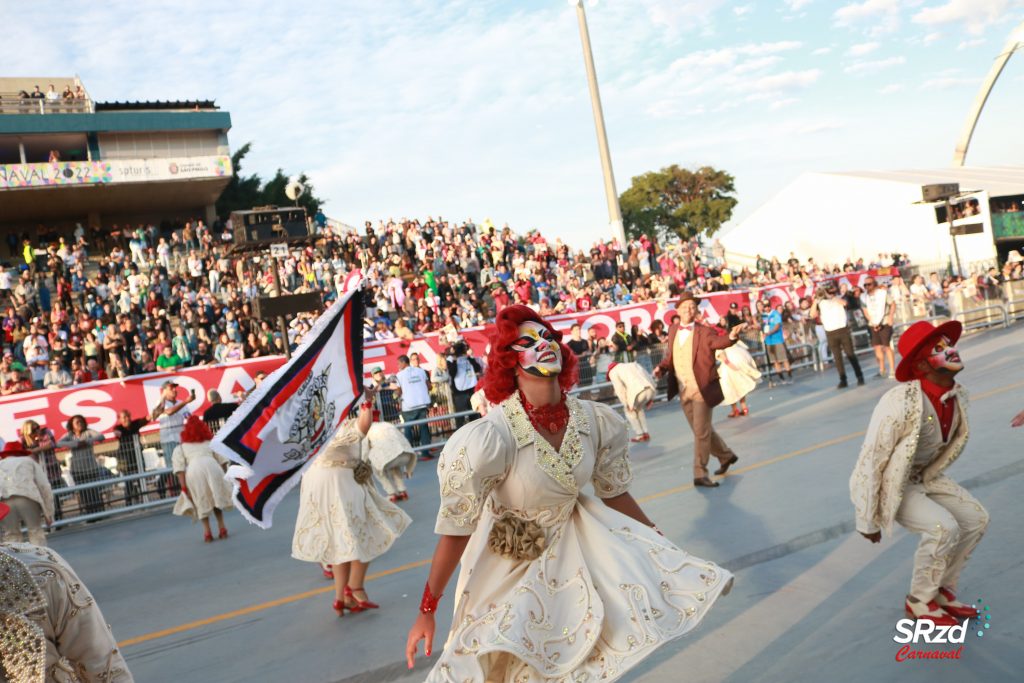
[
  {"x1": 624, "y1": 407, "x2": 649, "y2": 435},
  {"x1": 0, "y1": 495, "x2": 47, "y2": 546},
  {"x1": 374, "y1": 465, "x2": 407, "y2": 496},
  {"x1": 894, "y1": 477, "x2": 988, "y2": 602}
]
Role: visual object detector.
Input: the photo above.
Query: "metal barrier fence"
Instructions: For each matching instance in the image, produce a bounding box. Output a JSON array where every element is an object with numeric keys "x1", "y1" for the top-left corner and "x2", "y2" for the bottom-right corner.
[{"x1": 0, "y1": 418, "x2": 231, "y2": 536}]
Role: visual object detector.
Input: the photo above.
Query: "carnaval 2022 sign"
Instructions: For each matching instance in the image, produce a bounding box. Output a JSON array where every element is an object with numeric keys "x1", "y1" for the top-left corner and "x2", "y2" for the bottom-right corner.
[
  {"x1": 0, "y1": 270, "x2": 890, "y2": 440},
  {"x1": 0, "y1": 155, "x2": 232, "y2": 189}
]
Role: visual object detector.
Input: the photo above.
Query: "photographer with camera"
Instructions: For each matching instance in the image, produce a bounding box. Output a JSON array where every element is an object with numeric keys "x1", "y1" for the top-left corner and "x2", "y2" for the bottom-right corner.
[
  {"x1": 811, "y1": 284, "x2": 865, "y2": 389},
  {"x1": 446, "y1": 341, "x2": 482, "y2": 427}
]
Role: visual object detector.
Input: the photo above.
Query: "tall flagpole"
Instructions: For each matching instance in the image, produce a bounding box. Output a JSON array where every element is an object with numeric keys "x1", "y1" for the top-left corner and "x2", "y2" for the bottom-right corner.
[{"x1": 571, "y1": 0, "x2": 627, "y2": 249}]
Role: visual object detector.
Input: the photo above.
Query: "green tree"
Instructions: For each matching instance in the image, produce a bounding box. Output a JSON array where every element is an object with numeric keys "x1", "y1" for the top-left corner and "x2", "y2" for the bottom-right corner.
[
  {"x1": 215, "y1": 142, "x2": 325, "y2": 219},
  {"x1": 619, "y1": 165, "x2": 737, "y2": 241}
]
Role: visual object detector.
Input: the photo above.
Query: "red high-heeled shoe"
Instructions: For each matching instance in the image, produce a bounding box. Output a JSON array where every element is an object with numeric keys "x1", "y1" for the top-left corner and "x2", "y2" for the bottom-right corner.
[
  {"x1": 332, "y1": 599, "x2": 346, "y2": 617},
  {"x1": 741, "y1": 406, "x2": 749, "y2": 416},
  {"x1": 399, "y1": 491, "x2": 409, "y2": 501},
  {"x1": 345, "y1": 585, "x2": 379, "y2": 609},
  {"x1": 322, "y1": 565, "x2": 334, "y2": 580},
  {"x1": 218, "y1": 527, "x2": 228, "y2": 540},
  {"x1": 728, "y1": 407, "x2": 741, "y2": 418},
  {"x1": 203, "y1": 530, "x2": 214, "y2": 543}
]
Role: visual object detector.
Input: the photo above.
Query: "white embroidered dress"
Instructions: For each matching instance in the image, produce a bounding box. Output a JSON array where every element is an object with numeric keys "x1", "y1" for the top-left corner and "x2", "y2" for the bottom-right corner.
[
  {"x1": 429, "y1": 394, "x2": 732, "y2": 683},
  {"x1": 292, "y1": 420, "x2": 411, "y2": 564},
  {"x1": 171, "y1": 442, "x2": 234, "y2": 521}
]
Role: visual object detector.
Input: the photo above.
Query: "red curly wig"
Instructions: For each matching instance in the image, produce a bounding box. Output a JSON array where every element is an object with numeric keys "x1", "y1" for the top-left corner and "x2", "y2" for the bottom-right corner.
[
  {"x1": 480, "y1": 305, "x2": 578, "y2": 404},
  {"x1": 180, "y1": 414, "x2": 214, "y2": 443}
]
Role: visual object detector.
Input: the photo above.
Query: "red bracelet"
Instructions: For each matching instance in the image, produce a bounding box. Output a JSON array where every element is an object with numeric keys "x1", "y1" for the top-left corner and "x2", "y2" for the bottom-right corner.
[{"x1": 419, "y1": 581, "x2": 442, "y2": 614}]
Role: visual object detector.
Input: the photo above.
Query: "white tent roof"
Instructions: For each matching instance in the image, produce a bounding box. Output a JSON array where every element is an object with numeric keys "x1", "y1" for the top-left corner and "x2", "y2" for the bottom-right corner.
[{"x1": 720, "y1": 166, "x2": 1024, "y2": 268}]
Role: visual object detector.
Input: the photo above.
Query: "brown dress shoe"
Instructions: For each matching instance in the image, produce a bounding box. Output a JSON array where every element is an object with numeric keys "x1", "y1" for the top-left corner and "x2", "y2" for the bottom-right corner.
[
  {"x1": 714, "y1": 455, "x2": 739, "y2": 476},
  {"x1": 693, "y1": 476, "x2": 720, "y2": 488}
]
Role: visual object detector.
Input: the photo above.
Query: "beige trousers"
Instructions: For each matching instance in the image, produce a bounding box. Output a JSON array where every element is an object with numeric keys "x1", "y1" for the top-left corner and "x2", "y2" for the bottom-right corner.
[
  {"x1": 0, "y1": 495, "x2": 47, "y2": 546},
  {"x1": 624, "y1": 407, "x2": 649, "y2": 436},
  {"x1": 375, "y1": 465, "x2": 407, "y2": 496},
  {"x1": 680, "y1": 393, "x2": 736, "y2": 479},
  {"x1": 894, "y1": 478, "x2": 988, "y2": 602}
]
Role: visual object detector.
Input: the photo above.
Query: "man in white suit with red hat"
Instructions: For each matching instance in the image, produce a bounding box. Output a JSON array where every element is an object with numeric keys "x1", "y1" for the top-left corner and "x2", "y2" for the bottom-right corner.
[{"x1": 850, "y1": 320, "x2": 987, "y2": 626}]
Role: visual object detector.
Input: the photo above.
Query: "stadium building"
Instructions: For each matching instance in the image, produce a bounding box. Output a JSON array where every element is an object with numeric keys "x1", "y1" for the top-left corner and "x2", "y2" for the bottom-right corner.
[{"x1": 0, "y1": 76, "x2": 232, "y2": 242}]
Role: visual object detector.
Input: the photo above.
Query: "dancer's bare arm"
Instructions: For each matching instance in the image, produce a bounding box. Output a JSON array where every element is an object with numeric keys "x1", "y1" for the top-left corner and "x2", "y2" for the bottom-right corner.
[
  {"x1": 1012, "y1": 409, "x2": 1024, "y2": 428},
  {"x1": 601, "y1": 491, "x2": 657, "y2": 530},
  {"x1": 406, "y1": 534, "x2": 471, "y2": 669}
]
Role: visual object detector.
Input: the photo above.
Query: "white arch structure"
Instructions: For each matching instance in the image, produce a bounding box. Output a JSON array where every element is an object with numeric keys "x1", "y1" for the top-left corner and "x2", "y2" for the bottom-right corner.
[{"x1": 952, "y1": 21, "x2": 1024, "y2": 166}]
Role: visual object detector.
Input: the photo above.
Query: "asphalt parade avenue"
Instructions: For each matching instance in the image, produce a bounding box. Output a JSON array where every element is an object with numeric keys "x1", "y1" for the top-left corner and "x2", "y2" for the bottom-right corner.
[{"x1": 48, "y1": 325, "x2": 1024, "y2": 683}]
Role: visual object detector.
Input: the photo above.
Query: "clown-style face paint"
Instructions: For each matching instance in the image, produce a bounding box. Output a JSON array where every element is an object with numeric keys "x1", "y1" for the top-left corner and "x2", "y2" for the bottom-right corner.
[
  {"x1": 925, "y1": 336, "x2": 963, "y2": 374},
  {"x1": 511, "y1": 321, "x2": 562, "y2": 377}
]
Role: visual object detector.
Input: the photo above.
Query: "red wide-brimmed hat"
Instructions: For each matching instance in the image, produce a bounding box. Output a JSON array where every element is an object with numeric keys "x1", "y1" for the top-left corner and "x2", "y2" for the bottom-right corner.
[
  {"x1": 0, "y1": 441, "x2": 31, "y2": 458},
  {"x1": 894, "y1": 320, "x2": 963, "y2": 382},
  {"x1": 0, "y1": 502, "x2": 9, "y2": 521}
]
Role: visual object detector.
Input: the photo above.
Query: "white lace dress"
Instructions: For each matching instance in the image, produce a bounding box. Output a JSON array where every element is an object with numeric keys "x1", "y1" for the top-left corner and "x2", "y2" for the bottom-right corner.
[
  {"x1": 429, "y1": 394, "x2": 732, "y2": 683},
  {"x1": 292, "y1": 420, "x2": 411, "y2": 564},
  {"x1": 171, "y1": 442, "x2": 234, "y2": 521}
]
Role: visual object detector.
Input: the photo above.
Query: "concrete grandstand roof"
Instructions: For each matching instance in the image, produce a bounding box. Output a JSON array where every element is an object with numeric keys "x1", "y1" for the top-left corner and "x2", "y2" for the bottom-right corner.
[{"x1": 821, "y1": 166, "x2": 1024, "y2": 198}]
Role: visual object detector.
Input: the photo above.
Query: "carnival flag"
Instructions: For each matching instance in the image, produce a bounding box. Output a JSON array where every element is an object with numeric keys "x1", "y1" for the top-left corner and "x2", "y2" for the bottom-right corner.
[{"x1": 211, "y1": 288, "x2": 365, "y2": 528}]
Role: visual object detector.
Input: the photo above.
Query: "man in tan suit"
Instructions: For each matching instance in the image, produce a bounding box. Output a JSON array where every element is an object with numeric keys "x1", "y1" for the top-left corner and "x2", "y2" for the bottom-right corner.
[{"x1": 654, "y1": 293, "x2": 746, "y2": 487}]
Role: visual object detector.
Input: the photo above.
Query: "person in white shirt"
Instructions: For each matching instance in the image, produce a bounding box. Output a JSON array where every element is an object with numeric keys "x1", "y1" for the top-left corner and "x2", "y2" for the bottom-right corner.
[
  {"x1": 860, "y1": 277, "x2": 896, "y2": 379},
  {"x1": 810, "y1": 285, "x2": 865, "y2": 389},
  {"x1": 392, "y1": 354, "x2": 432, "y2": 457}
]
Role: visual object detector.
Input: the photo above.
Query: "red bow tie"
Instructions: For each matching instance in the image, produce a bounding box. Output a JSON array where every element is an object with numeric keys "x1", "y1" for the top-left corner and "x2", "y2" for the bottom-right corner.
[{"x1": 680, "y1": 324, "x2": 694, "y2": 331}]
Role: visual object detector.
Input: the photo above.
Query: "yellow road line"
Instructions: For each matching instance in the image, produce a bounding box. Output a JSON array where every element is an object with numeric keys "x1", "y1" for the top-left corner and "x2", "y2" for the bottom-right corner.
[
  {"x1": 118, "y1": 377, "x2": 1024, "y2": 649},
  {"x1": 117, "y1": 559, "x2": 430, "y2": 648}
]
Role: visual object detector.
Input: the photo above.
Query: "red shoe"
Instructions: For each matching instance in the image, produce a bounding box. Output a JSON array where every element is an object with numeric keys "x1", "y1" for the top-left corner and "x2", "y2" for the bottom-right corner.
[
  {"x1": 936, "y1": 588, "x2": 978, "y2": 620},
  {"x1": 204, "y1": 531, "x2": 213, "y2": 543},
  {"x1": 218, "y1": 527, "x2": 228, "y2": 540},
  {"x1": 345, "y1": 586, "x2": 379, "y2": 609},
  {"x1": 641, "y1": 433, "x2": 650, "y2": 442},
  {"x1": 727, "y1": 407, "x2": 741, "y2": 418},
  {"x1": 399, "y1": 491, "x2": 409, "y2": 501},
  {"x1": 630, "y1": 435, "x2": 646, "y2": 442},
  {"x1": 388, "y1": 494, "x2": 399, "y2": 503},
  {"x1": 905, "y1": 598, "x2": 959, "y2": 626},
  {"x1": 332, "y1": 599, "x2": 346, "y2": 617},
  {"x1": 741, "y1": 407, "x2": 749, "y2": 416},
  {"x1": 322, "y1": 565, "x2": 334, "y2": 580}
]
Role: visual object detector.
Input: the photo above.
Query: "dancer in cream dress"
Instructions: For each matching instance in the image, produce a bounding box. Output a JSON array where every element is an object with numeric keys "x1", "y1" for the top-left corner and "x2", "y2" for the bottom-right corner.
[
  {"x1": 606, "y1": 361, "x2": 657, "y2": 442},
  {"x1": 293, "y1": 387, "x2": 412, "y2": 616},
  {"x1": 363, "y1": 419, "x2": 416, "y2": 502},
  {"x1": 406, "y1": 306, "x2": 732, "y2": 682},
  {"x1": 715, "y1": 340, "x2": 761, "y2": 418},
  {"x1": 1, "y1": 503, "x2": 134, "y2": 682},
  {"x1": 0, "y1": 442, "x2": 54, "y2": 545},
  {"x1": 171, "y1": 416, "x2": 234, "y2": 543}
]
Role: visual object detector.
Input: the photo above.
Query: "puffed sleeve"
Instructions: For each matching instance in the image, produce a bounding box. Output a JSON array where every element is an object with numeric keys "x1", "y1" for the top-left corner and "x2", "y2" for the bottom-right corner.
[
  {"x1": 591, "y1": 401, "x2": 633, "y2": 498},
  {"x1": 434, "y1": 419, "x2": 511, "y2": 535},
  {"x1": 37, "y1": 547, "x2": 135, "y2": 681},
  {"x1": 171, "y1": 445, "x2": 186, "y2": 474}
]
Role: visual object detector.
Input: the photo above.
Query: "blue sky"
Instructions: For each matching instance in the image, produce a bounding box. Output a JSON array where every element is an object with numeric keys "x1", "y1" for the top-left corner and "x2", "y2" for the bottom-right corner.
[{"x1": 4, "y1": 0, "x2": 1024, "y2": 247}]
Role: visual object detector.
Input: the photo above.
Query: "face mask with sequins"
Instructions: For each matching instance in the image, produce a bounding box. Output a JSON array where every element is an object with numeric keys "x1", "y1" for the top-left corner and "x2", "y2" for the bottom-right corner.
[
  {"x1": 511, "y1": 321, "x2": 562, "y2": 377},
  {"x1": 924, "y1": 336, "x2": 963, "y2": 374}
]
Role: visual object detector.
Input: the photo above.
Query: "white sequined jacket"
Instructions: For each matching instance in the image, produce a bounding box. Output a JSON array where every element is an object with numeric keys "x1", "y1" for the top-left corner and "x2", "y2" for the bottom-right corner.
[{"x1": 849, "y1": 380, "x2": 969, "y2": 536}]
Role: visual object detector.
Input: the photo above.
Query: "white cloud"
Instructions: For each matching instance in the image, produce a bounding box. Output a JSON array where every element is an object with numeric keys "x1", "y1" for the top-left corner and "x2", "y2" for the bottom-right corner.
[
  {"x1": 844, "y1": 56, "x2": 906, "y2": 75},
  {"x1": 957, "y1": 37, "x2": 986, "y2": 50},
  {"x1": 912, "y1": 0, "x2": 1014, "y2": 36},
  {"x1": 918, "y1": 76, "x2": 979, "y2": 89},
  {"x1": 878, "y1": 83, "x2": 904, "y2": 93},
  {"x1": 643, "y1": 0, "x2": 729, "y2": 35},
  {"x1": 785, "y1": 0, "x2": 814, "y2": 10},
  {"x1": 812, "y1": 47, "x2": 833, "y2": 55},
  {"x1": 922, "y1": 31, "x2": 943, "y2": 44},
  {"x1": 751, "y1": 69, "x2": 823, "y2": 91},
  {"x1": 770, "y1": 97, "x2": 800, "y2": 109},
  {"x1": 834, "y1": 0, "x2": 902, "y2": 34},
  {"x1": 846, "y1": 41, "x2": 881, "y2": 55},
  {"x1": 734, "y1": 4, "x2": 755, "y2": 17}
]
